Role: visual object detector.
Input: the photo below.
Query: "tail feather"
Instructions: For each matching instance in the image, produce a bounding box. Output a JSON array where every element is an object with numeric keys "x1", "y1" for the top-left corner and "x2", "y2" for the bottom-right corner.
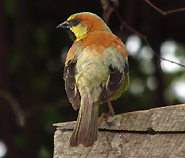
[
  {"x1": 70, "y1": 91, "x2": 99, "y2": 147},
  {"x1": 82, "y1": 102, "x2": 99, "y2": 147}
]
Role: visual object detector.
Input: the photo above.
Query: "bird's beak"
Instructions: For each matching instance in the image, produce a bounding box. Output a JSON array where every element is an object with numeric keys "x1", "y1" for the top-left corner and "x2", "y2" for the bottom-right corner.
[{"x1": 57, "y1": 21, "x2": 71, "y2": 29}]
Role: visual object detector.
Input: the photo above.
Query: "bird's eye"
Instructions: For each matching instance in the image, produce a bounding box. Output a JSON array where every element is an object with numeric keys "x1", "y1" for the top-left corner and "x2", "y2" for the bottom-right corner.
[
  {"x1": 72, "y1": 17, "x2": 77, "y2": 23},
  {"x1": 71, "y1": 17, "x2": 80, "y2": 26}
]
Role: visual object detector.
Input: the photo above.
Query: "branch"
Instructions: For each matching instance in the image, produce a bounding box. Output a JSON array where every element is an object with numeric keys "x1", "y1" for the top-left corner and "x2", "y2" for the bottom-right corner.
[
  {"x1": 0, "y1": 90, "x2": 25, "y2": 127},
  {"x1": 145, "y1": 0, "x2": 185, "y2": 15},
  {"x1": 113, "y1": 2, "x2": 185, "y2": 68},
  {"x1": 0, "y1": 89, "x2": 70, "y2": 126}
]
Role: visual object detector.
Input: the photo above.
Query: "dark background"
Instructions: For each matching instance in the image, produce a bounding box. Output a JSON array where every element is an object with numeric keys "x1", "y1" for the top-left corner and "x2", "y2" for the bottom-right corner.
[{"x1": 0, "y1": 0, "x2": 185, "y2": 157}]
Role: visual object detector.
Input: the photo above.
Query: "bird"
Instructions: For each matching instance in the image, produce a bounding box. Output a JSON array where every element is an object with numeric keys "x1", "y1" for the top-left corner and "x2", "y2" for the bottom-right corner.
[{"x1": 57, "y1": 12, "x2": 129, "y2": 147}]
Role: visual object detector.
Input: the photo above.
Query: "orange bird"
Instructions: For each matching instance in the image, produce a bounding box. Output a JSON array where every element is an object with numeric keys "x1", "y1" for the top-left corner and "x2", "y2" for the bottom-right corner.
[{"x1": 57, "y1": 12, "x2": 129, "y2": 147}]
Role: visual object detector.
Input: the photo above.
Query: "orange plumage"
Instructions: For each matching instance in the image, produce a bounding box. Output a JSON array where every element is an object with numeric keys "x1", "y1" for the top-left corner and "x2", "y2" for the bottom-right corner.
[{"x1": 57, "y1": 12, "x2": 129, "y2": 147}]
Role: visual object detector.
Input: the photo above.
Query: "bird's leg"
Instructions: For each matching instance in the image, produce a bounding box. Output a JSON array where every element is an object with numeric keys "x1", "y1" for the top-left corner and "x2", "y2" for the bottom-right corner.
[
  {"x1": 107, "y1": 99, "x2": 115, "y2": 116},
  {"x1": 99, "y1": 99, "x2": 115, "y2": 122}
]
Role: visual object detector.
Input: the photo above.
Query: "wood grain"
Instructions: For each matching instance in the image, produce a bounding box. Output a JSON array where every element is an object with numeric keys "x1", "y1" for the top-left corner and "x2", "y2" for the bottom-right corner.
[{"x1": 53, "y1": 103, "x2": 185, "y2": 157}]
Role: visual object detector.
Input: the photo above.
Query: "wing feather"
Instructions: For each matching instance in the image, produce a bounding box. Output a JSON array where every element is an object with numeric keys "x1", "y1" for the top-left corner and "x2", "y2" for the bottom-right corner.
[
  {"x1": 64, "y1": 60, "x2": 81, "y2": 110},
  {"x1": 99, "y1": 60, "x2": 128, "y2": 102}
]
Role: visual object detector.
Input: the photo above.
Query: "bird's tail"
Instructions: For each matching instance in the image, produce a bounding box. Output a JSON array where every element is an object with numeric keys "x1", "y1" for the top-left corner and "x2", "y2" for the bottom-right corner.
[{"x1": 69, "y1": 87, "x2": 99, "y2": 147}]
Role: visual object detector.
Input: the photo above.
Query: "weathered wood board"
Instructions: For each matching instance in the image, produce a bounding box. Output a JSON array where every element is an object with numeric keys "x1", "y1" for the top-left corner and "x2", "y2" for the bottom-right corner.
[{"x1": 53, "y1": 104, "x2": 185, "y2": 158}]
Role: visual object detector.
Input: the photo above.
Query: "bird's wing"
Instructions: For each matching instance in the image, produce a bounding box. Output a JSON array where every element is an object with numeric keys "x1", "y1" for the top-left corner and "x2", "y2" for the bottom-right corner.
[
  {"x1": 97, "y1": 34, "x2": 129, "y2": 102},
  {"x1": 98, "y1": 60, "x2": 129, "y2": 102},
  {"x1": 63, "y1": 59, "x2": 81, "y2": 110}
]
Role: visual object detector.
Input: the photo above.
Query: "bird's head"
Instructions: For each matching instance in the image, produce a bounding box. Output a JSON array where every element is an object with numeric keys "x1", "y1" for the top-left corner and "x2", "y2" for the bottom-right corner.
[{"x1": 57, "y1": 12, "x2": 111, "y2": 41}]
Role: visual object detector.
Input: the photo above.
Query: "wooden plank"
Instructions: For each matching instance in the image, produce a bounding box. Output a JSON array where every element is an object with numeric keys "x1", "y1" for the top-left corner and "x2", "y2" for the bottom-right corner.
[
  {"x1": 54, "y1": 103, "x2": 185, "y2": 131},
  {"x1": 54, "y1": 130, "x2": 185, "y2": 158},
  {"x1": 53, "y1": 104, "x2": 185, "y2": 157}
]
